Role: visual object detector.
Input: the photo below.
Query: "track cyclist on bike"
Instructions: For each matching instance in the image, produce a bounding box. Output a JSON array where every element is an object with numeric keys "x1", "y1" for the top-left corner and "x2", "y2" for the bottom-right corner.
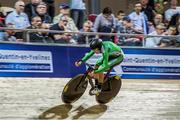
[{"x1": 75, "y1": 38, "x2": 124, "y2": 94}]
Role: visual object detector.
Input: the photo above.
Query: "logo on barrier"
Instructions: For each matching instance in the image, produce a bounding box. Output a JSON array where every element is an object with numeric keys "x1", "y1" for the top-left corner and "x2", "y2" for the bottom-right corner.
[{"x1": 0, "y1": 50, "x2": 53, "y2": 73}]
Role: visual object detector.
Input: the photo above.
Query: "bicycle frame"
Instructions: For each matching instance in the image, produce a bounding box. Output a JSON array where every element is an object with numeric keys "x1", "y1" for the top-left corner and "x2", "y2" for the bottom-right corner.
[
  {"x1": 75, "y1": 63, "x2": 117, "y2": 91},
  {"x1": 74, "y1": 64, "x2": 92, "y2": 91}
]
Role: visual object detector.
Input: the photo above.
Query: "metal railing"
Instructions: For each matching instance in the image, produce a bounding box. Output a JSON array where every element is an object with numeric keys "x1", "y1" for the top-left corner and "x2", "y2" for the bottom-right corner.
[{"x1": 0, "y1": 27, "x2": 180, "y2": 48}]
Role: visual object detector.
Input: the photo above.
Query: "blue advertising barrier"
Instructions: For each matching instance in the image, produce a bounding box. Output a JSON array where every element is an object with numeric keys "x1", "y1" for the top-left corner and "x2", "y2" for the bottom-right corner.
[{"x1": 0, "y1": 43, "x2": 180, "y2": 79}]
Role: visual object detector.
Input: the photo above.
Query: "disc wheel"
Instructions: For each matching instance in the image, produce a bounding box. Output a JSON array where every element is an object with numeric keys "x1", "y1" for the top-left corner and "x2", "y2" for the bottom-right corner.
[
  {"x1": 96, "y1": 75, "x2": 122, "y2": 104},
  {"x1": 61, "y1": 74, "x2": 88, "y2": 103}
]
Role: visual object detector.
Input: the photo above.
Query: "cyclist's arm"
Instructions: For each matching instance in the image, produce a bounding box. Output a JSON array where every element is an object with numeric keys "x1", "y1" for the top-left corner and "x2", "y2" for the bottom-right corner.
[{"x1": 81, "y1": 50, "x2": 94, "y2": 62}]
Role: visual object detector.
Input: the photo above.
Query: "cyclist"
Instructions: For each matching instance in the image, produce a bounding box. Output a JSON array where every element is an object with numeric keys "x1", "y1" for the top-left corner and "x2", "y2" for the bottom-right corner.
[{"x1": 75, "y1": 38, "x2": 124, "y2": 94}]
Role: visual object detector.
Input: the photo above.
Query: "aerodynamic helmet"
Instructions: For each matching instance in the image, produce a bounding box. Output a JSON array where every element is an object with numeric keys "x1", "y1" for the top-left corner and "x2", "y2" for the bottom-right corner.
[{"x1": 89, "y1": 38, "x2": 102, "y2": 50}]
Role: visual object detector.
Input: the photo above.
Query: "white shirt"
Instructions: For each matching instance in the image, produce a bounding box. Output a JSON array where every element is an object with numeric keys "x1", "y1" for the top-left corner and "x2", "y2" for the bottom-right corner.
[
  {"x1": 145, "y1": 31, "x2": 162, "y2": 47},
  {"x1": 128, "y1": 12, "x2": 148, "y2": 34},
  {"x1": 5, "y1": 11, "x2": 30, "y2": 29}
]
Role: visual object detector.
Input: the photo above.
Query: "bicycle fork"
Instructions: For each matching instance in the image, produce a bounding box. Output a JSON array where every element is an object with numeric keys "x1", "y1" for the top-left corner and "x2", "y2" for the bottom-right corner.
[{"x1": 75, "y1": 74, "x2": 88, "y2": 91}]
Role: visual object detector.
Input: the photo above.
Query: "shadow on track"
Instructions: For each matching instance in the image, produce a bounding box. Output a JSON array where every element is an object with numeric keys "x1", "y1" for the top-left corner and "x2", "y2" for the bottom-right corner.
[
  {"x1": 71, "y1": 104, "x2": 107, "y2": 119},
  {"x1": 38, "y1": 104, "x2": 72, "y2": 119},
  {"x1": 38, "y1": 104, "x2": 107, "y2": 119}
]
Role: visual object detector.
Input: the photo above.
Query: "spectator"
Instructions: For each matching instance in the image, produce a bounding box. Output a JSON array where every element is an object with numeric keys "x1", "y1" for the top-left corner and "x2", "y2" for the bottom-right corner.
[
  {"x1": 0, "y1": 4, "x2": 6, "y2": 41},
  {"x1": 0, "y1": 12, "x2": 5, "y2": 24},
  {"x1": 88, "y1": 14, "x2": 97, "y2": 23},
  {"x1": 0, "y1": 19, "x2": 5, "y2": 41},
  {"x1": 70, "y1": 0, "x2": 86, "y2": 29},
  {"x1": 145, "y1": 23, "x2": 166, "y2": 47},
  {"x1": 36, "y1": 2, "x2": 52, "y2": 29},
  {"x1": 94, "y1": 7, "x2": 116, "y2": 41},
  {"x1": 115, "y1": 10, "x2": 125, "y2": 32},
  {"x1": 30, "y1": 15, "x2": 42, "y2": 29},
  {"x1": 149, "y1": 14, "x2": 164, "y2": 33},
  {"x1": 159, "y1": 26, "x2": 179, "y2": 47},
  {"x1": 177, "y1": 24, "x2": 180, "y2": 43},
  {"x1": 28, "y1": 15, "x2": 54, "y2": 43},
  {"x1": 43, "y1": 0, "x2": 55, "y2": 18},
  {"x1": 118, "y1": 16, "x2": 142, "y2": 46},
  {"x1": 5, "y1": 1, "x2": 30, "y2": 40},
  {"x1": 0, "y1": 6, "x2": 14, "y2": 17},
  {"x1": 140, "y1": 0, "x2": 154, "y2": 22},
  {"x1": 53, "y1": 3, "x2": 78, "y2": 32},
  {"x1": 24, "y1": 0, "x2": 42, "y2": 21},
  {"x1": 165, "y1": 0, "x2": 180, "y2": 22},
  {"x1": 178, "y1": 24, "x2": 180, "y2": 34},
  {"x1": 5, "y1": 1, "x2": 30, "y2": 29},
  {"x1": 168, "y1": 13, "x2": 180, "y2": 27},
  {"x1": 147, "y1": 0, "x2": 155, "y2": 10},
  {"x1": 77, "y1": 20, "x2": 94, "y2": 44},
  {"x1": 0, "y1": 7, "x2": 5, "y2": 40},
  {"x1": 164, "y1": 26, "x2": 177, "y2": 35},
  {"x1": 94, "y1": 7, "x2": 116, "y2": 32},
  {"x1": 3, "y1": 23, "x2": 18, "y2": 42},
  {"x1": 0, "y1": 17, "x2": 4, "y2": 25},
  {"x1": 154, "y1": 0, "x2": 168, "y2": 15},
  {"x1": 153, "y1": 14, "x2": 164, "y2": 26},
  {"x1": 50, "y1": 15, "x2": 75, "y2": 44},
  {"x1": 53, "y1": 3, "x2": 69, "y2": 24},
  {"x1": 128, "y1": 2, "x2": 148, "y2": 34},
  {"x1": 148, "y1": 0, "x2": 168, "y2": 11}
]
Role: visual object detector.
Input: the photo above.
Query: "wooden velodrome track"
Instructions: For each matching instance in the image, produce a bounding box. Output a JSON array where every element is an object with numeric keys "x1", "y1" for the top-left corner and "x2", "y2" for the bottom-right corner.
[{"x1": 0, "y1": 78, "x2": 180, "y2": 120}]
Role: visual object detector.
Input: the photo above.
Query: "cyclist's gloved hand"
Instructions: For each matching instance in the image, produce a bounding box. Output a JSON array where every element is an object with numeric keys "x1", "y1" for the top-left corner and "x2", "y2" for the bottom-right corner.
[{"x1": 75, "y1": 60, "x2": 82, "y2": 67}]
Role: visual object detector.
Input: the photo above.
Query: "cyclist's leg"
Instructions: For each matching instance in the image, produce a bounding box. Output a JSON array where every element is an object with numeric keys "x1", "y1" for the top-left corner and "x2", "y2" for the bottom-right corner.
[
  {"x1": 91, "y1": 55, "x2": 124, "y2": 94},
  {"x1": 95, "y1": 54, "x2": 124, "y2": 79},
  {"x1": 94, "y1": 57, "x2": 104, "y2": 84},
  {"x1": 90, "y1": 58, "x2": 104, "y2": 93},
  {"x1": 94, "y1": 54, "x2": 123, "y2": 81},
  {"x1": 108, "y1": 55, "x2": 124, "y2": 68},
  {"x1": 95, "y1": 56, "x2": 123, "y2": 84},
  {"x1": 90, "y1": 72, "x2": 103, "y2": 94},
  {"x1": 94, "y1": 72, "x2": 104, "y2": 83}
]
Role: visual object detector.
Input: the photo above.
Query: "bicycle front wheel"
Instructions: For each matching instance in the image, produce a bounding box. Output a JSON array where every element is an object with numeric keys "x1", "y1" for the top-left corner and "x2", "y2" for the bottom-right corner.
[{"x1": 61, "y1": 74, "x2": 88, "y2": 103}]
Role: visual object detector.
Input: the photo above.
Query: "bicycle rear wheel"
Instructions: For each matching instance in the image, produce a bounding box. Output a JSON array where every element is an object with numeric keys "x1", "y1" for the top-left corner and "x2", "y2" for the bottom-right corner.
[
  {"x1": 96, "y1": 75, "x2": 122, "y2": 104},
  {"x1": 61, "y1": 74, "x2": 88, "y2": 103}
]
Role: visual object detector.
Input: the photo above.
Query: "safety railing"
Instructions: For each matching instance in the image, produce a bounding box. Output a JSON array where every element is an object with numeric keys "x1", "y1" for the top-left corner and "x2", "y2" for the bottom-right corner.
[{"x1": 0, "y1": 27, "x2": 180, "y2": 48}]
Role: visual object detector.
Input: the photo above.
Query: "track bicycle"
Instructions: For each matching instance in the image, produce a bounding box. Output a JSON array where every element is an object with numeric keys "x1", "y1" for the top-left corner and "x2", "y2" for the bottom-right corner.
[{"x1": 61, "y1": 63, "x2": 122, "y2": 104}]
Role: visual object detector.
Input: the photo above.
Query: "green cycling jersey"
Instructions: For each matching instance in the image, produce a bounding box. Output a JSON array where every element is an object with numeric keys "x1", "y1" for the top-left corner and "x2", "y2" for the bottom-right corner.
[{"x1": 81, "y1": 41, "x2": 124, "y2": 73}]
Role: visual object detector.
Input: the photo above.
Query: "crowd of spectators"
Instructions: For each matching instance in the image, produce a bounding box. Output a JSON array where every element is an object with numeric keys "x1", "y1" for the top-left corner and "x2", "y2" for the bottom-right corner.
[{"x1": 0, "y1": 0, "x2": 180, "y2": 48}]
